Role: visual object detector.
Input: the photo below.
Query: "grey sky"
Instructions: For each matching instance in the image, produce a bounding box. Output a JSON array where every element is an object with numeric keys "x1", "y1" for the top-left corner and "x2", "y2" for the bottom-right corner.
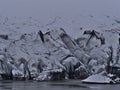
[
  {"x1": 0, "y1": 0, "x2": 120, "y2": 38},
  {"x1": 0, "y1": 0, "x2": 120, "y2": 23}
]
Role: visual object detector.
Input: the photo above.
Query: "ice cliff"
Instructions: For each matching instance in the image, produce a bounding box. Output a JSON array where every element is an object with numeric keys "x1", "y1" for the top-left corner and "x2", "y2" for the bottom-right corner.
[{"x1": 0, "y1": 16, "x2": 120, "y2": 81}]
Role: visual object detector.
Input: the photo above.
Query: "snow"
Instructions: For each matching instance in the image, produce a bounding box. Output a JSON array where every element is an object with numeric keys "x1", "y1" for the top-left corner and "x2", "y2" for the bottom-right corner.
[
  {"x1": 0, "y1": 55, "x2": 4, "y2": 60},
  {"x1": 0, "y1": 0, "x2": 120, "y2": 81},
  {"x1": 82, "y1": 74, "x2": 112, "y2": 84},
  {"x1": 0, "y1": 19, "x2": 119, "y2": 80},
  {"x1": 12, "y1": 69, "x2": 24, "y2": 77},
  {"x1": 35, "y1": 68, "x2": 63, "y2": 81}
]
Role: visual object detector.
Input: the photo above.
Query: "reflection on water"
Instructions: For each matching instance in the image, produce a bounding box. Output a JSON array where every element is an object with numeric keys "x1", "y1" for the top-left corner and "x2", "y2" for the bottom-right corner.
[{"x1": 0, "y1": 80, "x2": 120, "y2": 90}]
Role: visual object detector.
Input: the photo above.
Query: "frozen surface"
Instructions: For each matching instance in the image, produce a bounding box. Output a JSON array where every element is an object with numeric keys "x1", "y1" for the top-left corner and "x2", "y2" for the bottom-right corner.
[
  {"x1": 82, "y1": 74, "x2": 112, "y2": 83},
  {"x1": 0, "y1": 0, "x2": 120, "y2": 81}
]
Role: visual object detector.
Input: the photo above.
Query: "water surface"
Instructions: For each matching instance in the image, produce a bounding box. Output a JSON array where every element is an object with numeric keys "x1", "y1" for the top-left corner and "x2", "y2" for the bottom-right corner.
[{"x1": 0, "y1": 80, "x2": 120, "y2": 90}]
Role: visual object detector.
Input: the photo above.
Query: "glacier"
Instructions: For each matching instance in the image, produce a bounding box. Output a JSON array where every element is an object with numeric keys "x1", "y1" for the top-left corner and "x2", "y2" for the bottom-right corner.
[{"x1": 0, "y1": 15, "x2": 120, "y2": 82}]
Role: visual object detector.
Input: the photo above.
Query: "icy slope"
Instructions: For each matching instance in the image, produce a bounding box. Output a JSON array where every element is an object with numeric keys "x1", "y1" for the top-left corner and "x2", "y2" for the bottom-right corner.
[{"x1": 0, "y1": 14, "x2": 120, "y2": 80}]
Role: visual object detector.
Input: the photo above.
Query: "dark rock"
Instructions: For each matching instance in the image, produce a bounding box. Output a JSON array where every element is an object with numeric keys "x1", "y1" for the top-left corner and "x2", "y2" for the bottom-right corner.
[
  {"x1": 50, "y1": 69, "x2": 66, "y2": 80},
  {"x1": 74, "y1": 66, "x2": 89, "y2": 79},
  {"x1": 0, "y1": 34, "x2": 8, "y2": 40},
  {"x1": 38, "y1": 30, "x2": 44, "y2": 43},
  {"x1": 1, "y1": 73, "x2": 13, "y2": 80}
]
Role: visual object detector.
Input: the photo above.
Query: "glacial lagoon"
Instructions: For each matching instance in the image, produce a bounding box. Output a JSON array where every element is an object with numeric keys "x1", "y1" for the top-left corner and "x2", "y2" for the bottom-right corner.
[{"x1": 0, "y1": 80, "x2": 120, "y2": 90}]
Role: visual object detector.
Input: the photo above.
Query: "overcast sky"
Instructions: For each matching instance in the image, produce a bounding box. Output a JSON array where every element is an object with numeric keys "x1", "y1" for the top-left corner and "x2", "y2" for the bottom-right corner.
[
  {"x1": 0, "y1": 0, "x2": 120, "y2": 19},
  {"x1": 0, "y1": 0, "x2": 120, "y2": 38}
]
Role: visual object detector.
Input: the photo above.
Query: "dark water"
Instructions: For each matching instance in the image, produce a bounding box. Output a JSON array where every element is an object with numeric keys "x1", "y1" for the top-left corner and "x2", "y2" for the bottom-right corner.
[{"x1": 0, "y1": 80, "x2": 120, "y2": 90}]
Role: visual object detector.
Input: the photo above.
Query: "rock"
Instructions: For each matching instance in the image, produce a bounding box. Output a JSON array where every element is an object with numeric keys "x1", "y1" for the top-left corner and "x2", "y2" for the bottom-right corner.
[
  {"x1": 74, "y1": 66, "x2": 89, "y2": 79},
  {"x1": 0, "y1": 34, "x2": 8, "y2": 40},
  {"x1": 35, "y1": 69, "x2": 66, "y2": 81}
]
